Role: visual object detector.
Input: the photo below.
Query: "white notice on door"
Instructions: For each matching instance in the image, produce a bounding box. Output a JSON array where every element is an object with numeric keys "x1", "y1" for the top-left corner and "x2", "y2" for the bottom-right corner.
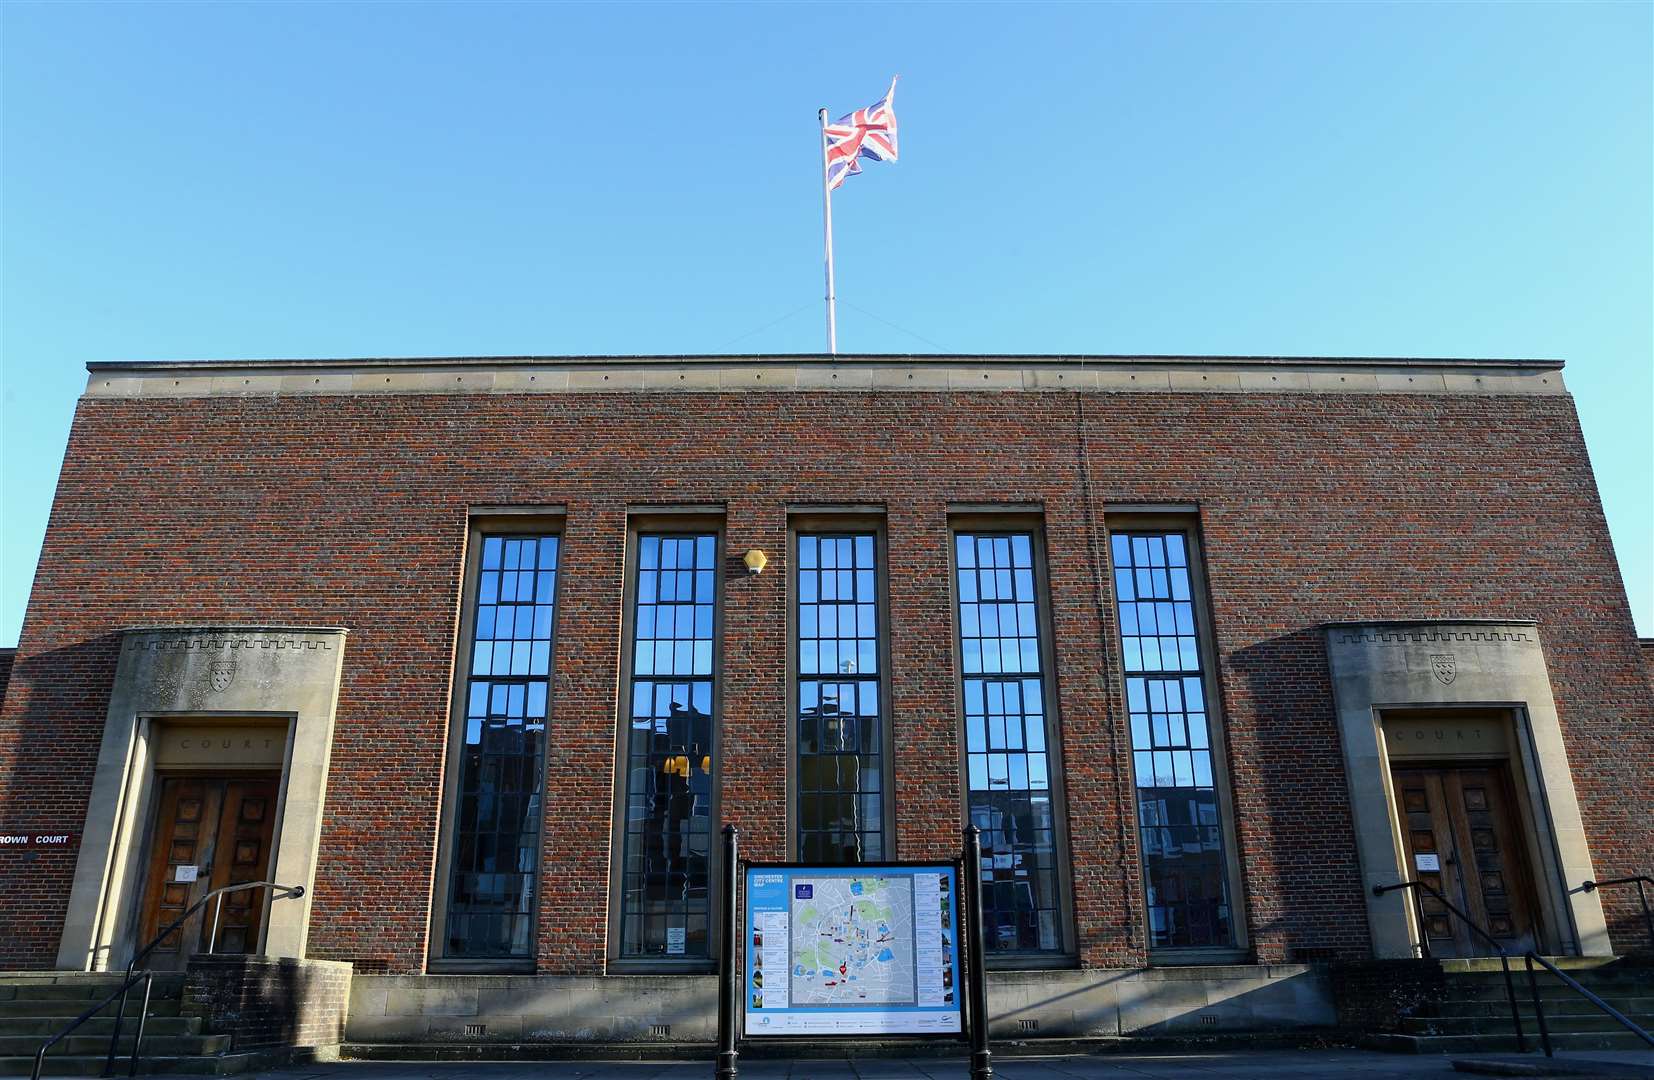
[
  {"x1": 174, "y1": 865, "x2": 199, "y2": 883},
  {"x1": 1414, "y1": 853, "x2": 1440, "y2": 872}
]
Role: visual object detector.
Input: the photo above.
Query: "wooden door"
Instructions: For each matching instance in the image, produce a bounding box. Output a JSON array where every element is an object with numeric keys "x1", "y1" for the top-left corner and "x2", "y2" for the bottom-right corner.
[
  {"x1": 138, "y1": 776, "x2": 279, "y2": 970},
  {"x1": 1391, "y1": 764, "x2": 1540, "y2": 957}
]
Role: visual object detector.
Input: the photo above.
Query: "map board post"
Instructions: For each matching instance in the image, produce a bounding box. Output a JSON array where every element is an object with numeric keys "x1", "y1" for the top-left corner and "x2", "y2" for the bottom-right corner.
[
  {"x1": 963, "y1": 825, "x2": 993, "y2": 1080},
  {"x1": 740, "y1": 861, "x2": 964, "y2": 1038},
  {"x1": 717, "y1": 825, "x2": 740, "y2": 1080}
]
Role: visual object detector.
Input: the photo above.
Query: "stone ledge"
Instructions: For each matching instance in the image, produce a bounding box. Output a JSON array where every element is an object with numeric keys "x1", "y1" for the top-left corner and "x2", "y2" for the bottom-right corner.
[
  {"x1": 81, "y1": 355, "x2": 1569, "y2": 400},
  {"x1": 346, "y1": 965, "x2": 1334, "y2": 1042}
]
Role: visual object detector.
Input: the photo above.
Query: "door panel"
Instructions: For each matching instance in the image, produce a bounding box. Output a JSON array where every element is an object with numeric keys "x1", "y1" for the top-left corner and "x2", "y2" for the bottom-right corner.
[
  {"x1": 138, "y1": 776, "x2": 279, "y2": 970},
  {"x1": 1390, "y1": 764, "x2": 1539, "y2": 957},
  {"x1": 205, "y1": 780, "x2": 279, "y2": 953},
  {"x1": 1443, "y1": 767, "x2": 1538, "y2": 953},
  {"x1": 138, "y1": 779, "x2": 223, "y2": 968}
]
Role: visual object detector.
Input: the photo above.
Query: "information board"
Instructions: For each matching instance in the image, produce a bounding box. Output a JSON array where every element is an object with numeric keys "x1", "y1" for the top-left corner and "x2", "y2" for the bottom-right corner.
[{"x1": 743, "y1": 863, "x2": 963, "y2": 1037}]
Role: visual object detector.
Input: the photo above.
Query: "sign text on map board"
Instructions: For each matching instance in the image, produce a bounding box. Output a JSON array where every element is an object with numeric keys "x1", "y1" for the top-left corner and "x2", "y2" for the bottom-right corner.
[{"x1": 743, "y1": 863, "x2": 963, "y2": 1037}]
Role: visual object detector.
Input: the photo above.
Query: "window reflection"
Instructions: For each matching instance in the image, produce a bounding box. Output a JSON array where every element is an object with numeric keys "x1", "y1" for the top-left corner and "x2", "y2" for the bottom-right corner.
[
  {"x1": 1111, "y1": 531, "x2": 1233, "y2": 949},
  {"x1": 620, "y1": 534, "x2": 717, "y2": 958},
  {"x1": 796, "y1": 533, "x2": 885, "y2": 862},
  {"x1": 446, "y1": 535, "x2": 558, "y2": 958},
  {"x1": 955, "y1": 531, "x2": 1062, "y2": 953}
]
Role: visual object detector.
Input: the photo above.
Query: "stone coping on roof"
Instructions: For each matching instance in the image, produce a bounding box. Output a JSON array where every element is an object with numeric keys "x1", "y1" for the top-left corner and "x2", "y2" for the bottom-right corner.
[{"x1": 81, "y1": 353, "x2": 1568, "y2": 399}]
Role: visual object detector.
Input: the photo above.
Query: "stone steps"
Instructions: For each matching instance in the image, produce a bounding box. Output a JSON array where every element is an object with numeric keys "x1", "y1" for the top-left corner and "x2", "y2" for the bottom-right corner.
[
  {"x1": 0, "y1": 1017, "x2": 202, "y2": 1039},
  {"x1": 1437, "y1": 957, "x2": 1630, "y2": 974},
  {"x1": 1436, "y1": 997, "x2": 1654, "y2": 1018},
  {"x1": 0, "y1": 1001, "x2": 181, "y2": 1019},
  {"x1": 1378, "y1": 958, "x2": 1654, "y2": 1056},
  {"x1": 0, "y1": 973, "x2": 230, "y2": 1077},
  {"x1": 0, "y1": 1052, "x2": 264, "y2": 1076},
  {"x1": 1436, "y1": 977, "x2": 1654, "y2": 1001},
  {"x1": 0, "y1": 984, "x2": 181, "y2": 1002}
]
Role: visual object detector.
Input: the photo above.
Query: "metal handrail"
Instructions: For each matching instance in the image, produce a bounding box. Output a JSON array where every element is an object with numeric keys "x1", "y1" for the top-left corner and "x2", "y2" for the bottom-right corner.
[
  {"x1": 1523, "y1": 951, "x2": 1654, "y2": 1057},
  {"x1": 88, "y1": 880, "x2": 303, "y2": 1077},
  {"x1": 30, "y1": 971, "x2": 153, "y2": 1080},
  {"x1": 1374, "y1": 879, "x2": 1527, "y2": 1052},
  {"x1": 1580, "y1": 875, "x2": 1654, "y2": 949}
]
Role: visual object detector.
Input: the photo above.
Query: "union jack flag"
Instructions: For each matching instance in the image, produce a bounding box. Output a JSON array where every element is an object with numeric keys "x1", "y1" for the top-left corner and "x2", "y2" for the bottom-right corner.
[{"x1": 824, "y1": 78, "x2": 898, "y2": 191}]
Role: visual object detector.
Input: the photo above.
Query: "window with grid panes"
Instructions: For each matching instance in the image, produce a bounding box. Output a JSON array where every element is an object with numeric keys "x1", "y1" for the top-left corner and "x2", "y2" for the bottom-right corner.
[
  {"x1": 796, "y1": 533, "x2": 886, "y2": 862},
  {"x1": 953, "y1": 531, "x2": 1064, "y2": 954},
  {"x1": 1110, "y1": 530, "x2": 1234, "y2": 949},
  {"x1": 444, "y1": 534, "x2": 559, "y2": 958},
  {"x1": 619, "y1": 533, "x2": 718, "y2": 959}
]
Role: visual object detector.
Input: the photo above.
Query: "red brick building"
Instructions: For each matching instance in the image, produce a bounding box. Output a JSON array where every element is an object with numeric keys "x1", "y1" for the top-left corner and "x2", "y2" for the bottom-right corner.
[{"x1": 1, "y1": 353, "x2": 1648, "y2": 1042}]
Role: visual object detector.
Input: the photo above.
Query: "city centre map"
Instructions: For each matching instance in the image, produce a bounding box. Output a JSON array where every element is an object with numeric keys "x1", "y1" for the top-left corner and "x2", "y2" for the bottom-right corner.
[
  {"x1": 745, "y1": 864, "x2": 961, "y2": 1036},
  {"x1": 789, "y1": 875, "x2": 916, "y2": 1005}
]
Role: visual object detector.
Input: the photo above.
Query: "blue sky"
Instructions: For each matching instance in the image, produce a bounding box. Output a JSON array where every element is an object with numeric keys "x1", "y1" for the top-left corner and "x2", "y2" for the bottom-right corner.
[{"x1": 2, "y1": 2, "x2": 1649, "y2": 644}]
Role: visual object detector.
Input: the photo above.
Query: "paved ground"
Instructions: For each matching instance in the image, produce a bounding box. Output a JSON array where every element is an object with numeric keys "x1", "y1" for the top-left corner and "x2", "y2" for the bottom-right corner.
[{"x1": 233, "y1": 1049, "x2": 1654, "y2": 1080}]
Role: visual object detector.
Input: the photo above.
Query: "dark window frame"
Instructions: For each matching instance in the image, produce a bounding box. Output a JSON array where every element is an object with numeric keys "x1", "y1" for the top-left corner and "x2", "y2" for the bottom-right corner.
[
  {"x1": 429, "y1": 510, "x2": 566, "y2": 973},
  {"x1": 947, "y1": 512, "x2": 1077, "y2": 968},
  {"x1": 786, "y1": 512, "x2": 897, "y2": 864},
  {"x1": 607, "y1": 511, "x2": 726, "y2": 973}
]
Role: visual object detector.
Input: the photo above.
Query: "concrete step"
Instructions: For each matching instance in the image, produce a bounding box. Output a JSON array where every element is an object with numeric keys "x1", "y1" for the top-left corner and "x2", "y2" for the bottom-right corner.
[
  {"x1": 1368, "y1": 1031, "x2": 1654, "y2": 1054},
  {"x1": 0, "y1": 1017, "x2": 201, "y2": 1039},
  {"x1": 1434, "y1": 997, "x2": 1654, "y2": 1018},
  {"x1": 0, "y1": 984, "x2": 182, "y2": 1003},
  {"x1": 1439, "y1": 957, "x2": 1635, "y2": 974},
  {"x1": 341, "y1": 1031, "x2": 1349, "y2": 1063},
  {"x1": 0, "y1": 1053, "x2": 264, "y2": 1076},
  {"x1": 1448, "y1": 972, "x2": 1654, "y2": 992},
  {"x1": 1446, "y1": 959, "x2": 1652, "y2": 974},
  {"x1": 1401, "y1": 1014, "x2": 1654, "y2": 1036},
  {"x1": 0, "y1": 1000, "x2": 181, "y2": 1019},
  {"x1": 0, "y1": 1034, "x2": 231, "y2": 1057},
  {"x1": 0, "y1": 975, "x2": 185, "y2": 989},
  {"x1": 1442, "y1": 981, "x2": 1654, "y2": 1003}
]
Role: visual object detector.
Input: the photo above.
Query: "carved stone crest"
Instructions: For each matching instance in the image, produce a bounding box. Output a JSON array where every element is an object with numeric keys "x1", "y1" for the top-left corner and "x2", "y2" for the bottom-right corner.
[
  {"x1": 208, "y1": 661, "x2": 237, "y2": 693},
  {"x1": 1430, "y1": 654, "x2": 1457, "y2": 685}
]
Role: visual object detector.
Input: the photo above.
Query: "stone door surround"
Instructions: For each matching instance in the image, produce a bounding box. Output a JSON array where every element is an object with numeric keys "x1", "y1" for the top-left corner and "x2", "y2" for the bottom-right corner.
[
  {"x1": 1324, "y1": 620, "x2": 1609, "y2": 958},
  {"x1": 58, "y1": 627, "x2": 347, "y2": 971}
]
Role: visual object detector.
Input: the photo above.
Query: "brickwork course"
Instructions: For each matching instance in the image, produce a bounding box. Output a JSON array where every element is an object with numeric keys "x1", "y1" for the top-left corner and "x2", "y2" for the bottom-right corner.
[{"x1": 1, "y1": 354, "x2": 1649, "y2": 974}]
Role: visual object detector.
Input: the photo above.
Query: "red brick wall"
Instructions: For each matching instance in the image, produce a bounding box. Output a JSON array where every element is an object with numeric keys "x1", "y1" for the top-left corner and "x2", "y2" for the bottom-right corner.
[
  {"x1": 183, "y1": 955, "x2": 351, "y2": 1051},
  {"x1": 2, "y1": 386, "x2": 1649, "y2": 972}
]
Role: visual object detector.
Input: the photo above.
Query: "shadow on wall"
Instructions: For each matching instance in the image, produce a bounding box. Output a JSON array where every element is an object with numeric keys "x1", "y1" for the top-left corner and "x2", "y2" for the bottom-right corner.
[
  {"x1": 987, "y1": 965, "x2": 1336, "y2": 1036},
  {"x1": 0, "y1": 632, "x2": 127, "y2": 971},
  {"x1": 1221, "y1": 627, "x2": 1372, "y2": 964},
  {"x1": 184, "y1": 955, "x2": 351, "y2": 1054},
  {"x1": 343, "y1": 966, "x2": 1338, "y2": 1044}
]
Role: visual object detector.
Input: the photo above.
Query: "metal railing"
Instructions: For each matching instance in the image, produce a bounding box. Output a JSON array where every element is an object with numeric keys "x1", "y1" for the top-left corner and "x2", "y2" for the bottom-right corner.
[
  {"x1": 1580, "y1": 875, "x2": 1654, "y2": 949},
  {"x1": 1523, "y1": 951, "x2": 1654, "y2": 1057},
  {"x1": 30, "y1": 970, "x2": 154, "y2": 1080},
  {"x1": 1374, "y1": 879, "x2": 1526, "y2": 1052},
  {"x1": 31, "y1": 880, "x2": 303, "y2": 1080}
]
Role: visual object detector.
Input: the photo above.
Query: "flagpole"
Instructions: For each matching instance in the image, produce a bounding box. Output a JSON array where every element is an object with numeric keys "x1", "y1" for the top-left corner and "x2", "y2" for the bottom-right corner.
[{"x1": 818, "y1": 107, "x2": 838, "y2": 356}]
